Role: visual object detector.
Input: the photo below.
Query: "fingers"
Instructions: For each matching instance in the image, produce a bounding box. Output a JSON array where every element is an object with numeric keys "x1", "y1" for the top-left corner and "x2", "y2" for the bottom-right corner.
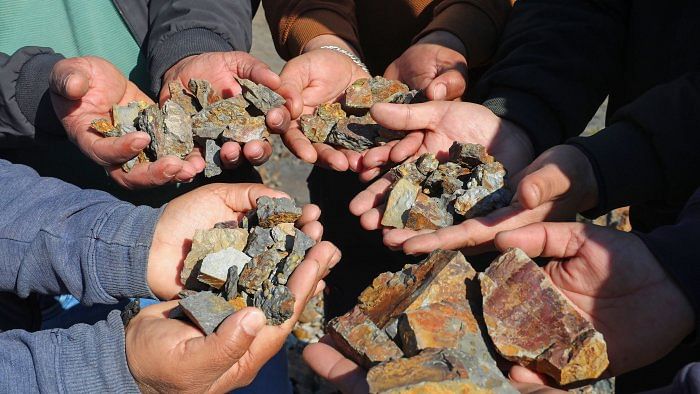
[
  {"x1": 279, "y1": 60, "x2": 309, "y2": 119},
  {"x1": 314, "y1": 143, "x2": 350, "y2": 172},
  {"x1": 49, "y1": 58, "x2": 92, "y2": 99},
  {"x1": 516, "y1": 164, "x2": 569, "y2": 210},
  {"x1": 298, "y1": 204, "x2": 323, "y2": 241},
  {"x1": 509, "y1": 365, "x2": 551, "y2": 385},
  {"x1": 281, "y1": 126, "x2": 318, "y2": 164},
  {"x1": 266, "y1": 107, "x2": 290, "y2": 135},
  {"x1": 220, "y1": 142, "x2": 243, "y2": 169},
  {"x1": 425, "y1": 68, "x2": 467, "y2": 101},
  {"x1": 209, "y1": 183, "x2": 289, "y2": 213},
  {"x1": 242, "y1": 140, "x2": 273, "y2": 166},
  {"x1": 303, "y1": 241, "x2": 342, "y2": 278},
  {"x1": 494, "y1": 222, "x2": 589, "y2": 259},
  {"x1": 110, "y1": 157, "x2": 187, "y2": 189},
  {"x1": 343, "y1": 149, "x2": 364, "y2": 173},
  {"x1": 388, "y1": 132, "x2": 424, "y2": 164},
  {"x1": 303, "y1": 337, "x2": 369, "y2": 394},
  {"x1": 90, "y1": 132, "x2": 150, "y2": 165},
  {"x1": 349, "y1": 174, "x2": 393, "y2": 217},
  {"x1": 276, "y1": 82, "x2": 304, "y2": 120},
  {"x1": 370, "y1": 101, "x2": 449, "y2": 132},
  {"x1": 231, "y1": 52, "x2": 281, "y2": 91}
]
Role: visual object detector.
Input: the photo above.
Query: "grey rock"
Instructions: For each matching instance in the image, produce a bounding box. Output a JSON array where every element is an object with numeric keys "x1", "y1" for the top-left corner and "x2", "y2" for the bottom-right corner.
[
  {"x1": 292, "y1": 228, "x2": 315, "y2": 254},
  {"x1": 222, "y1": 265, "x2": 239, "y2": 301},
  {"x1": 188, "y1": 79, "x2": 218, "y2": 110},
  {"x1": 275, "y1": 252, "x2": 303, "y2": 285},
  {"x1": 260, "y1": 285, "x2": 295, "y2": 325},
  {"x1": 197, "y1": 247, "x2": 251, "y2": 289},
  {"x1": 256, "y1": 196, "x2": 302, "y2": 228},
  {"x1": 221, "y1": 115, "x2": 269, "y2": 143},
  {"x1": 271, "y1": 222, "x2": 296, "y2": 251},
  {"x1": 112, "y1": 101, "x2": 147, "y2": 131},
  {"x1": 204, "y1": 139, "x2": 222, "y2": 178},
  {"x1": 181, "y1": 228, "x2": 248, "y2": 290},
  {"x1": 389, "y1": 160, "x2": 426, "y2": 185},
  {"x1": 448, "y1": 141, "x2": 493, "y2": 169},
  {"x1": 327, "y1": 115, "x2": 380, "y2": 152},
  {"x1": 236, "y1": 77, "x2": 286, "y2": 114},
  {"x1": 168, "y1": 80, "x2": 199, "y2": 116},
  {"x1": 192, "y1": 98, "x2": 248, "y2": 140},
  {"x1": 244, "y1": 226, "x2": 275, "y2": 257},
  {"x1": 140, "y1": 101, "x2": 194, "y2": 160},
  {"x1": 415, "y1": 153, "x2": 439, "y2": 175},
  {"x1": 453, "y1": 186, "x2": 511, "y2": 219},
  {"x1": 239, "y1": 249, "x2": 285, "y2": 293},
  {"x1": 179, "y1": 291, "x2": 235, "y2": 335},
  {"x1": 381, "y1": 178, "x2": 420, "y2": 229}
]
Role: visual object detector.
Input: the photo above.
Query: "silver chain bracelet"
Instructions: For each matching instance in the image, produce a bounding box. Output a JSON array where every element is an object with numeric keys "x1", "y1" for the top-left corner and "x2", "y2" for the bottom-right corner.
[{"x1": 319, "y1": 45, "x2": 369, "y2": 74}]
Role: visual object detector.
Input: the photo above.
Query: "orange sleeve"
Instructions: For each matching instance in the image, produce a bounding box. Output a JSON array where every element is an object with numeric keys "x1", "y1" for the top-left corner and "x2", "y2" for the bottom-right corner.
[
  {"x1": 263, "y1": 0, "x2": 361, "y2": 60},
  {"x1": 414, "y1": 0, "x2": 513, "y2": 68}
]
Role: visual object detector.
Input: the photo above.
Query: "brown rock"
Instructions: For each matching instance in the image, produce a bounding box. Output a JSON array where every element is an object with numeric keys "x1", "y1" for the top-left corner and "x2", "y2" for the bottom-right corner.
[
  {"x1": 381, "y1": 178, "x2": 420, "y2": 229},
  {"x1": 345, "y1": 78, "x2": 374, "y2": 109},
  {"x1": 405, "y1": 192, "x2": 453, "y2": 230},
  {"x1": 168, "y1": 80, "x2": 199, "y2": 116},
  {"x1": 192, "y1": 97, "x2": 249, "y2": 140},
  {"x1": 221, "y1": 114, "x2": 269, "y2": 143},
  {"x1": 301, "y1": 103, "x2": 346, "y2": 143},
  {"x1": 188, "y1": 79, "x2": 221, "y2": 109},
  {"x1": 448, "y1": 142, "x2": 494, "y2": 169},
  {"x1": 481, "y1": 248, "x2": 609, "y2": 385},
  {"x1": 91, "y1": 118, "x2": 120, "y2": 137},
  {"x1": 327, "y1": 306, "x2": 404, "y2": 369},
  {"x1": 181, "y1": 228, "x2": 248, "y2": 289},
  {"x1": 227, "y1": 296, "x2": 248, "y2": 311},
  {"x1": 238, "y1": 249, "x2": 286, "y2": 293},
  {"x1": 369, "y1": 77, "x2": 410, "y2": 104},
  {"x1": 256, "y1": 196, "x2": 302, "y2": 228},
  {"x1": 397, "y1": 302, "x2": 477, "y2": 357}
]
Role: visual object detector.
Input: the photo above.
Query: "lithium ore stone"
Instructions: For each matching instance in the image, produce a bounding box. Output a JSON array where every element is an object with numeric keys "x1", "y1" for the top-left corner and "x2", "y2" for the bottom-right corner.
[
  {"x1": 188, "y1": 79, "x2": 220, "y2": 110},
  {"x1": 140, "y1": 101, "x2": 194, "y2": 159},
  {"x1": 244, "y1": 226, "x2": 275, "y2": 257},
  {"x1": 481, "y1": 248, "x2": 609, "y2": 385},
  {"x1": 449, "y1": 142, "x2": 494, "y2": 169},
  {"x1": 222, "y1": 266, "x2": 239, "y2": 301},
  {"x1": 221, "y1": 115, "x2": 269, "y2": 143},
  {"x1": 239, "y1": 249, "x2": 286, "y2": 293},
  {"x1": 179, "y1": 291, "x2": 235, "y2": 335},
  {"x1": 381, "y1": 178, "x2": 420, "y2": 229},
  {"x1": 168, "y1": 80, "x2": 199, "y2": 116},
  {"x1": 192, "y1": 98, "x2": 249, "y2": 140},
  {"x1": 406, "y1": 192, "x2": 453, "y2": 230},
  {"x1": 197, "y1": 247, "x2": 251, "y2": 289},
  {"x1": 301, "y1": 103, "x2": 347, "y2": 143},
  {"x1": 256, "y1": 196, "x2": 302, "y2": 228},
  {"x1": 236, "y1": 77, "x2": 286, "y2": 114}
]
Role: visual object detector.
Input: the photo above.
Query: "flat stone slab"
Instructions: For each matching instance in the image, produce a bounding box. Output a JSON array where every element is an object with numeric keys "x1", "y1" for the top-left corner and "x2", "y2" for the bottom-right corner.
[
  {"x1": 236, "y1": 77, "x2": 286, "y2": 114},
  {"x1": 381, "y1": 178, "x2": 421, "y2": 229},
  {"x1": 179, "y1": 291, "x2": 236, "y2": 335},
  {"x1": 181, "y1": 228, "x2": 248, "y2": 289},
  {"x1": 197, "y1": 247, "x2": 251, "y2": 289},
  {"x1": 256, "y1": 196, "x2": 302, "y2": 228}
]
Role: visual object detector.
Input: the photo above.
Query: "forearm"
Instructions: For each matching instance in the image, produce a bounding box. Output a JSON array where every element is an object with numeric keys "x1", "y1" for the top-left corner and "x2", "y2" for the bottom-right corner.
[
  {"x1": 146, "y1": 0, "x2": 254, "y2": 95},
  {"x1": 262, "y1": 0, "x2": 360, "y2": 60},
  {"x1": 0, "y1": 47, "x2": 65, "y2": 148},
  {"x1": 0, "y1": 311, "x2": 139, "y2": 393},
  {"x1": 0, "y1": 161, "x2": 158, "y2": 304}
]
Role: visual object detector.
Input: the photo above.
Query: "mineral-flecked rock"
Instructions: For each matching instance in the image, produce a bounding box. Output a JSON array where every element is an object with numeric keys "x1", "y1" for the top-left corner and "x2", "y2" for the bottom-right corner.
[
  {"x1": 271, "y1": 222, "x2": 296, "y2": 251},
  {"x1": 169, "y1": 80, "x2": 200, "y2": 116},
  {"x1": 140, "y1": 101, "x2": 194, "y2": 159},
  {"x1": 381, "y1": 178, "x2": 420, "y2": 229},
  {"x1": 345, "y1": 78, "x2": 373, "y2": 109},
  {"x1": 327, "y1": 115, "x2": 380, "y2": 152},
  {"x1": 239, "y1": 249, "x2": 286, "y2": 293},
  {"x1": 91, "y1": 118, "x2": 121, "y2": 137},
  {"x1": 188, "y1": 79, "x2": 220, "y2": 110},
  {"x1": 222, "y1": 265, "x2": 239, "y2": 301},
  {"x1": 256, "y1": 196, "x2": 302, "y2": 227},
  {"x1": 345, "y1": 77, "x2": 410, "y2": 109},
  {"x1": 179, "y1": 291, "x2": 236, "y2": 335},
  {"x1": 275, "y1": 252, "x2": 303, "y2": 285},
  {"x1": 481, "y1": 248, "x2": 609, "y2": 385},
  {"x1": 292, "y1": 228, "x2": 315, "y2": 254},
  {"x1": 244, "y1": 226, "x2": 275, "y2": 257},
  {"x1": 259, "y1": 284, "x2": 295, "y2": 325},
  {"x1": 113, "y1": 101, "x2": 148, "y2": 132},
  {"x1": 191, "y1": 97, "x2": 249, "y2": 140},
  {"x1": 449, "y1": 142, "x2": 494, "y2": 168},
  {"x1": 221, "y1": 114, "x2": 268, "y2": 143},
  {"x1": 405, "y1": 192, "x2": 453, "y2": 230},
  {"x1": 181, "y1": 228, "x2": 249, "y2": 289},
  {"x1": 301, "y1": 103, "x2": 347, "y2": 143},
  {"x1": 327, "y1": 306, "x2": 404, "y2": 369},
  {"x1": 197, "y1": 247, "x2": 251, "y2": 289},
  {"x1": 236, "y1": 77, "x2": 286, "y2": 114},
  {"x1": 390, "y1": 161, "x2": 427, "y2": 186},
  {"x1": 452, "y1": 186, "x2": 511, "y2": 219},
  {"x1": 204, "y1": 139, "x2": 222, "y2": 178}
]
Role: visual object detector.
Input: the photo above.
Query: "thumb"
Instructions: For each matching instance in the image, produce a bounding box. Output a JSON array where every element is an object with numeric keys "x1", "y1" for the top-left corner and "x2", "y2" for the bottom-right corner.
[
  {"x1": 195, "y1": 308, "x2": 266, "y2": 371},
  {"x1": 211, "y1": 183, "x2": 290, "y2": 213},
  {"x1": 426, "y1": 69, "x2": 467, "y2": 101},
  {"x1": 370, "y1": 101, "x2": 450, "y2": 132},
  {"x1": 49, "y1": 58, "x2": 91, "y2": 100},
  {"x1": 515, "y1": 164, "x2": 567, "y2": 210}
]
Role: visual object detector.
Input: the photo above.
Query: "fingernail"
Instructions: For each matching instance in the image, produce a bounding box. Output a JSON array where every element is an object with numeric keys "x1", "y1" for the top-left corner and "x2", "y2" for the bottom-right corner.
[
  {"x1": 225, "y1": 152, "x2": 239, "y2": 163},
  {"x1": 249, "y1": 147, "x2": 264, "y2": 160},
  {"x1": 130, "y1": 139, "x2": 148, "y2": 150},
  {"x1": 268, "y1": 110, "x2": 283, "y2": 127},
  {"x1": 530, "y1": 184, "x2": 541, "y2": 205},
  {"x1": 240, "y1": 310, "x2": 266, "y2": 336},
  {"x1": 164, "y1": 165, "x2": 178, "y2": 178},
  {"x1": 433, "y1": 84, "x2": 447, "y2": 100}
]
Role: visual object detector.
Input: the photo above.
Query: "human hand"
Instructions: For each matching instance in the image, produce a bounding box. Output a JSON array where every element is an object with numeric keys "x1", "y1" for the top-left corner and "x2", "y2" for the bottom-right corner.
[
  {"x1": 49, "y1": 56, "x2": 202, "y2": 188},
  {"x1": 303, "y1": 335, "x2": 369, "y2": 394},
  {"x1": 147, "y1": 183, "x2": 328, "y2": 300},
  {"x1": 162, "y1": 52, "x2": 292, "y2": 168},
  {"x1": 354, "y1": 145, "x2": 596, "y2": 254},
  {"x1": 384, "y1": 30, "x2": 468, "y2": 101},
  {"x1": 495, "y1": 222, "x2": 695, "y2": 383},
  {"x1": 278, "y1": 35, "x2": 371, "y2": 172},
  {"x1": 127, "y1": 237, "x2": 341, "y2": 392}
]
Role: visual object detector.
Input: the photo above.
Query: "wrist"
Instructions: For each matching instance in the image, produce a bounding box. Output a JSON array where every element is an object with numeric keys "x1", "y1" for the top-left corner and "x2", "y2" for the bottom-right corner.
[
  {"x1": 304, "y1": 34, "x2": 361, "y2": 57},
  {"x1": 491, "y1": 117, "x2": 535, "y2": 175},
  {"x1": 415, "y1": 30, "x2": 467, "y2": 58}
]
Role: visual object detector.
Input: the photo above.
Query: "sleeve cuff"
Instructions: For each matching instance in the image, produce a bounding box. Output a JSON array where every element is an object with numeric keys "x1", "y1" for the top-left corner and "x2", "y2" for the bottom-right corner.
[
  {"x1": 283, "y1": 9, "x2": 362, "y2": 59},
  {"x1": 567, "y1": 122, "x2": 665, "y2": 218},
  {"x1": 93, "y1": 204, "x2": 163, "y2": 300},
  {"x1": 415, "y1": 3, "x2": 499, "y2": 68},
  {"x1": 58, "y1": 311, "x2": 140, "y2": 392},
  {"x1": 148, "y1": 28, "x2": 234, "y2": 95},
  {"x1": 16, "y1": 52, "x2": 65, "y2": 137},
  {"x1": 482, "y1": 87, "x2": 563, "y2": 155}
]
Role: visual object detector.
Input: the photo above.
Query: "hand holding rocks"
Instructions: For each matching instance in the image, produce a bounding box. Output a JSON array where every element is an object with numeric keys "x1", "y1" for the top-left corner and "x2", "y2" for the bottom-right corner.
[
  {"x1": 162, "y1": 52, "x2": 292, "y2": 168},
  {"x1": 384, "y1": 30, "x2": 468, "y2": 101},
  {"x1": 50, "y1": 56, "x2": 202, "y2": 188}
]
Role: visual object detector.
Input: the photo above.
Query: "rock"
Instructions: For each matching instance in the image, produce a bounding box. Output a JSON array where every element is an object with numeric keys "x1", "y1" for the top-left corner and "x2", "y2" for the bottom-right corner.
[
  {"x1": 406, "y1": 193, "x2": 453, "y2": 230},
  {"x1": 390, "y1": 161, "x2": 427, "y2": 186},
  {"x1": 292, "y1": 228, "x2": 315, "y2": 254},
  {"x1": 271, "y1": 222, "x2": 296, "y2": 251},
  {"x1": 228, "y1": 296, "x2": 248, "y2": 311},
  {"x1": 453, "y1": 187, "x2": 511, "y2": 219},
  {"x1": 139, "y1": 101, "x2": 194, "y2": 160},
  {"x1": 424, "y1": 162, "x2": 469, "y2": 196},
  {"x1": 179, "y1": 291, "x2": 236, "y2": 335},
  {"x1": 345, "y1": 78, "x2": 374, "y2": 109},
  {"x1": 221, "y1": 114, "x2": 269, "y2": 143},
  {"x1": 188, "y1": 79, "x2": 220, "y2": 109},
  {"x1": 358, "y1": 250, "x2": 472, "y2": 328},
  {"x1": 222, "y1": 265, "x2": 239, "y2": 301},
  {"x1": 448, "y1": 142, "x2": 494, "y2": 169},
  {"x1": 239, "y1": 249, "x2": 286, "y2": 293},
  {"x1": 381, "y1": 178, "x2": 420, "y2": 229},
  {"x1": 275, "y1": 252, "x2": 303, "y2": 285},
  {"x1": 301, "y1": 103, "x2": 346, "y2": 143},
  {"x1": 259, "y1": 284, "x2": 296, "y2": 325},
  {"x1": 473, "y1": 162, "x2": 506, "y2": 192},
  {"x1": 569, "y1": 378, "x2": 615, "y2": 394},
  {"x1": 256, "y1": 196, "x2": 302, "y2": 228},
  {"x1": 236, "y1": 77, "x2": 286, "y2": 114},
  {"x1": 397, "y1": 302, "x2": 476, "y2": 357},
  {"x1": 345, "y1": 77, "x2": 410, "y2": 109},
  {"x1": 481, "y1": 248, "x2": 609, "y2": 385},
  {"x1": 214, "y1": 219, "x2": 245, "y2": 230},
  {"x1": 192, "y1": 98, "x2": 249, "y2": 140},
  {"x1": 327, "y1": 115, "x2": 381, "y2": 152},
  {"x1": 204, "y1": 139, "x2": 222, "y2": 178},
  {"x1": 366, "y1": 348, "x2": 515, "y2": 394},
  {"x1": 91, "y1": 118, "x2": 121, "y2": 137},
  {"x1": 113, "y1": 101, "x2": 148, "y2": 132},
  {"x1": 168, "y1": 80, "x2": 200, "y2": 116},
  {"x1": 244, "y1": 226, "x2": 275, "y2": 257},
  {"x1": 327, "y1": 306, "x2": 404, "y2": 369},
  {"x1": 122, "y1": 151, "x2": 150, "y2": 173},
  {"x1": 197, "y1": 247, "x2": 251, "y2": 289},
  {"x1": 181, "y1": 228, "x2": 248, "y2": 289},
  {"x1": 415, "y1": 154, "x2": 439, "y2": 175}
]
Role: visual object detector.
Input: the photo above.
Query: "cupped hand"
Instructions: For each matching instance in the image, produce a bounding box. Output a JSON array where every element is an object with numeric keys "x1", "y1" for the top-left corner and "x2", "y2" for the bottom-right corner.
[
  {"x1": 127, "y1": 236, "x2": 341, "y2": 393},
  {"x1": 50, "y1": 56, "x2": 203, "y2": 188},
  {"x1": 147, "y1": 183, "x2": 328, "y2": 300},
  {"x1": 384, "y1": 30, "x2": 468, "y2": 101},
  {"x1": 496, "y1": 222, "x2": 695, "y2": 382},
  {"x1": 162, "y1": 52, "x2": 292, "y2": 168},
  {"x1": 278, "y1": 38, "x2": 370, "y2": 172},
  {"x1": 353, "y1": 145, "x2": 597, "y2": 254},
  {"x1": 358, "y1": 101, "x2": 533, "y2": 182}
]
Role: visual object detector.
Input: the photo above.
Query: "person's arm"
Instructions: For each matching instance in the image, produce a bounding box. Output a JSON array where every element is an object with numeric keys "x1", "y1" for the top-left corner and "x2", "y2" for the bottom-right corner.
[
  {"x1": 413, "y1": 0, "x2": 512, "y2": 69},
  {"x1": 0, "y1": 160, "x2": 158, "y2": 304},
  {"x1": 145, "y1": 0, "x2": 255, "y2": 95},
  {"x1": 263, "y1": 0, "x2": 360, "y2": 59},
  {"x1": 478, "y1": 0, "x2": 629, "y2": 155},
  {"x1": 568, "y1": 72, "x2": 700, "y2": 216},
  {"x1": 0, "y1": 311, "x2": 140, "y2": 393},
  {"x1": 0, "y1": 47, "x2": 65, "y2": 148}
]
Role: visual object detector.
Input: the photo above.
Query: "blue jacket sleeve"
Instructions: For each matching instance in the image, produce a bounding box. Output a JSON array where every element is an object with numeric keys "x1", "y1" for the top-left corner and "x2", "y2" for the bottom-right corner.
[
  {"x1": 0, "y1": 310, "x2": 139, "y2": 393},
  {"x1": 0, "y1": 160, "x2": 159, "y2": 305}
]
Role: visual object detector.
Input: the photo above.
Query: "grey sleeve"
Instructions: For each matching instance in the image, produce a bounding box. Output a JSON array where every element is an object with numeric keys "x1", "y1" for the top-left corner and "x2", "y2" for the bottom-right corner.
[
  {"x1": 0, "y1": 311, "x2": 140, "y2": 393},
  {"x1": 0, "y1": 47, "x2": 66, "y2": 148},
  {"x1": 146, "y1": 0, "x2": 256, "y2": 95},
  {"x1": 0, "y1": 160, "x2": 159, "y2": 305}
]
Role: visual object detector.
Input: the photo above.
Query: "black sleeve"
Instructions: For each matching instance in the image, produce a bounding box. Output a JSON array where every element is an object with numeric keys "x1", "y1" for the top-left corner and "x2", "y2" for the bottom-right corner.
[
  {"x1": 0, "y1": 47, "x2": 65, "y2": 148},
  {"x1": 568, "y1": 72, "x2": 700, "y2": 216},
  {"x1": 146, "y1": 0, "x2": 257, "y2": 95},
  {"x1": 638, "y1": 188, "x2": 700, "y2": 339},
  {"x1": 476, "y1": 0, "x2": 629, "y2": 155}
]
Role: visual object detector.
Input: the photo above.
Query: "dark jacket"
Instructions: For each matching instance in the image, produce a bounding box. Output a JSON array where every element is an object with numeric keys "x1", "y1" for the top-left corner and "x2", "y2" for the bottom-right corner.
[
  {"x1": 477, "y1": 0, "x2": 700, "y2": 232},
  {"x1": 0, "y1": 0, "x2": 259, "y2": 149}
]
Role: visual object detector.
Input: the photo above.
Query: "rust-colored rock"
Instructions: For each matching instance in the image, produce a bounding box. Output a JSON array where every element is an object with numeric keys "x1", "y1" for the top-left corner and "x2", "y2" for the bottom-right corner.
[
  {"x1": 449, "y1": 142, "x2": 494, "y2": 169},
  {"x1": 405, "y1": 192, "x2": 453, "y2": 230},
  {"x1": 481, "y1": 248, "x2": 609, "y2": 385},
  {"x1": 301, "y1": 103, "x2": 346, "y2": 143},
  {"x1": 398, "y1": 302, "x2": 477, "y2": 356},
  {"x1": 327, "y1": 306, "x2": 404, "y2": 369}
]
